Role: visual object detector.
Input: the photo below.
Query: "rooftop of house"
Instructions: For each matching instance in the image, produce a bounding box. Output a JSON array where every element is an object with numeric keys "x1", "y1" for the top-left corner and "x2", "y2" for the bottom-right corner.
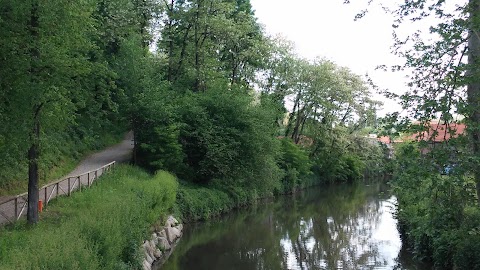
[{"x1": 407, "y1": 122, "x2": 466, "y2": 142}]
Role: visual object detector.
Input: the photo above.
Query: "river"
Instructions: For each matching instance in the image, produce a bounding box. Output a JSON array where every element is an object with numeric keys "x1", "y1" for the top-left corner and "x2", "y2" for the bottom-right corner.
[{"x1": 162, "y1": 183, "x2": 431, "y2": 270}]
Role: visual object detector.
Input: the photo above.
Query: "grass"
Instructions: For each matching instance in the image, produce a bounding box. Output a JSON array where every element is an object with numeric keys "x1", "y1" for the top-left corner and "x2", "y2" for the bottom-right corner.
[{"x1": 0, "y1": 165, "x2": 177, "y2": 270}]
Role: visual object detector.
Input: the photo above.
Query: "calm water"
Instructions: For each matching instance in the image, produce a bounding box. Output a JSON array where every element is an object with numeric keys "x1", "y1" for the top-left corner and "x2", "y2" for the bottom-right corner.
[{"x1": 162, "y1": 183, "x2": 430, "y2": 270}]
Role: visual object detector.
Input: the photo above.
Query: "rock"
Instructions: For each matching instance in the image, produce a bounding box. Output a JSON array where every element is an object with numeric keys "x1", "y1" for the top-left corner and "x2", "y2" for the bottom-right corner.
[
  {"x1": 145, "y1": 250, "x2": 154, "y2": 265},
  {"x1": 149, "y1": 240, "x2": 157, "y2": 251},
  {"x1": 165, "y1": 216, "x2": 179, "y2": 227},
  {"x1": 143, "y1": 259, "x2": 151, "y2": 270},
  {"x1": 165, "y1": 227, "x2": 181, "y2": 243},
  {"x1": 145, "y1": 243, "x2": 153, "y2": 255},
  {"x1": 139, "y1": 216, "x2": 183, "y2": 269},
  {"x1": 154, "y1": 248, "x2": 162, "y2": 258},
  {"x1": 152, "y1": 234, "x2": 159, "y2": 245},
  {"x1": 158, "y1": 229, "x2": 167, "y2": 238},
  {"x1": 157, "y1": 236, "x2": 171, "y2": 251}
]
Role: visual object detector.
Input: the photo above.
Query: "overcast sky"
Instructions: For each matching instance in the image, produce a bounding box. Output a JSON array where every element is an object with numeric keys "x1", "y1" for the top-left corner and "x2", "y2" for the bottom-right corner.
[{"x1": 250, "y1": 0, "x2": 407, "y2": 115}]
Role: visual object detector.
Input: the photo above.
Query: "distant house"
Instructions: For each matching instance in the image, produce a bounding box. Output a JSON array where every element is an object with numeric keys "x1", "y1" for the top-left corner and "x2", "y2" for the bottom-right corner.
[
  {"x1": 377, "y1": 136, "x2": 391, "y2": 144},
  {"x1": 407, "y1": 122, "x2": 466, "y2": 154},
  {"x1": 407, "y1": 122, "x2": 465, "y2": 143}
]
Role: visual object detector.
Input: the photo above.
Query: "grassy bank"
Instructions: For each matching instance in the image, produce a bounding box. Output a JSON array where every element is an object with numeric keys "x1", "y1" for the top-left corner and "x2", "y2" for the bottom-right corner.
[
  {"x1": 0, "y1": 158, "x2": 373, "y2": 270},
  {"x1": 0, "y1": 166, "x2": 177, "y2": 270},
  {"x1": 0, "y1": 164, "x2": 323, "y2": 269}
]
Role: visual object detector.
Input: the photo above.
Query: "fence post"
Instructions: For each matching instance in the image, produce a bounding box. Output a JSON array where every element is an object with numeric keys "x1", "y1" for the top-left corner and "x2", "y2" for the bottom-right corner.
[
  {"x1": 14, "y1": 197, "x2": 18, "y2": 221},
  {"x1": 44, "y1": 187, "x2": 47, "y2": 206},
  {"x1": 87, "y1": 172, "x2": 90, "y2": 187},
  {"x1": 56, "y1": 182, "x2": 59, "y2": 197},
  {"x1": 68, "y1": 177, "x2": 71, "y2": 196}
]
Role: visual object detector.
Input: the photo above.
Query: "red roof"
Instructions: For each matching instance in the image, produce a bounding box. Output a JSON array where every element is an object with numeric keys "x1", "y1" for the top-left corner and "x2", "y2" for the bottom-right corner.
[
  {"x1": 378, "y1": 136, "x2": 391, "y2": 144},
  {"x1": 408, "y1": 123, "x2": 466, "y2": 142}
]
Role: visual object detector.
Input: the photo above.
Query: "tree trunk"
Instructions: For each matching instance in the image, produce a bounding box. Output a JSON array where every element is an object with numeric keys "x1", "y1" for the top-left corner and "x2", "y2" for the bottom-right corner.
[
  {"x1": 173, "y1": 24, "x2": 192, "y2": 82},
  {"x1": 27, "y1": 109, "x2": 41, "y2": 224},
  {"x1": 27, "y1": 1, "x2": 40, "y2": 225},
  {"x1": 285, "y1": 91, "x2": 301, "y2": 137},
  {"x1": 193, "y1": 0, "x2": 202, "y2": 92},
  {"x1": 467, "y1": 0, "x2": 480, "y2": 205},
  {"x1": 166, "y1": 0, "x2": 175, "y2": 82}
]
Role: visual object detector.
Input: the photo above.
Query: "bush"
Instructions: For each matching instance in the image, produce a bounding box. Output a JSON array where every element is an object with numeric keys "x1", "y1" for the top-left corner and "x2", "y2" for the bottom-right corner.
[
  {"x1": 176, "y1": 182, "x2": 234, "y2": 221},
  {"x1": 136, "y1": 87, "x2": 283, "y2": 194},
  {"x1": 278, "y1": 138, "x2": 312, "y2": 192},
  {"x1": 392, "y1": 142, "x2": 480, "y2": 269}
]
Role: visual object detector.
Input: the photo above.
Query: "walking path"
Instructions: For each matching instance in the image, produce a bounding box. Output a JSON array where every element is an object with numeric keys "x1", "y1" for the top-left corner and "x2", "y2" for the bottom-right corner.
[
  {"x1": 65, "y1": 131, "x2": 134, "y2": 177},
  {"x1": 0, "y1": 131, "x2": 134, "y2": 224}
]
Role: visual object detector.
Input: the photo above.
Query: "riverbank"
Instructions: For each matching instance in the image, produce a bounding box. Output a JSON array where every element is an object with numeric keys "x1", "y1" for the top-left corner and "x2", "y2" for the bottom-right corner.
[
  {"x1": 0, "y1": 163, "x2": 325, "y2": 269},
  {"x1": 164, "y1": 183, "x2": 432, "y2": 270},
  {"x1": 0, "y1": 166, "x2": 177, "y2": 269}
]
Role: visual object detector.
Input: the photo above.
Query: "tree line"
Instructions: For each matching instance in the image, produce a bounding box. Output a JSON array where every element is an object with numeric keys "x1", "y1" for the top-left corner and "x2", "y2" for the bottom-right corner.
[{"x1": 0, "y1": 0, "x2": 385, "y2": 225}]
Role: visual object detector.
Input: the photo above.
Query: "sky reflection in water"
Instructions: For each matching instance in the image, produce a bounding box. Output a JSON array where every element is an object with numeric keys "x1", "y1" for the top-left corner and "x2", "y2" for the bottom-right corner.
[{"x1": 162, "y1": 184, "x2": 430, "y2": 270}]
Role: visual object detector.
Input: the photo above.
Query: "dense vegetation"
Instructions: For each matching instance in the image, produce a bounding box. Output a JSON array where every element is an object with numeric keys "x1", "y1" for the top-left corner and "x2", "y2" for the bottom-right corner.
[
  {"x1": 0, "y1": 0, "x2": 389, "y2": 267},
  {"x1": 3, "y1": 0, "x2": 480, "y2": 268},
  {"x1": 0, "y1": 0, "x2": 386, "y2": 221},
  {"x1": 361, "y1": 0, "x2": 480, "y2": 268}
]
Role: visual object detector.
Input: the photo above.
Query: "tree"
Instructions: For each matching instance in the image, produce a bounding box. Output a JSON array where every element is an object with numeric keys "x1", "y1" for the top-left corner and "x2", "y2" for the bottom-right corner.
[
  {"x1": 157, "y1": 0, "x2": 265, "y2": 91},
  {"x1": 0, "y1": 0, "x2": 99, "y2": 224},
  {"x1": 467, "y1": 0, "x2": 480, "y2": 204},
  {"x1": 348, "y1": 0, "x2": 480, "y2": 266},
  {"x1": 358, "y1": 0, "x2": 480, "y2": 203}
]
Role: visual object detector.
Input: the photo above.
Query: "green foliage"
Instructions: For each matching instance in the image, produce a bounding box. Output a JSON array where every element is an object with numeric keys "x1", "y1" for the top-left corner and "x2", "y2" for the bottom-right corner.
[
  {"x1": 0, "y1": 166, "x2": 178, "y2": 269},
  {"x1": 137, "y1": 87, "x2": 283, "y2": 195},
  {"x1": 278, "y1": 138, "x2": 312, "y2": 192},
  {"x1": 176, "y1": 182, "x2": 234, "y2": 221},
  {"x1": 392, "y1": 142, "x2": 480, "y2": 269},
  {"x1": 0, "y1": 0, "x2": 147, "y2": 193}
]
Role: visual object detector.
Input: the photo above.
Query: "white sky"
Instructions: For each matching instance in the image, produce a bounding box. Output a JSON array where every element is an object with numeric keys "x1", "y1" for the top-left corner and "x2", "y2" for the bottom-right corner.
[{"x1": 250, "y1": 0, "x2": 407, "y2": 115}]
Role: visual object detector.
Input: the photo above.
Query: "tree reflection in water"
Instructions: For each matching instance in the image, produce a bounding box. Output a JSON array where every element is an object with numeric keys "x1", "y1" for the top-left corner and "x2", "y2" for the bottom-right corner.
[{"x1": 162, "y1": 183, "x2": 430, "y2": 270}]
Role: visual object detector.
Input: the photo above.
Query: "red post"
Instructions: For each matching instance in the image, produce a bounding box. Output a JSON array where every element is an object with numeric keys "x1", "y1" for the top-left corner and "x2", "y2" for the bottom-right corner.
[{"x1": 38, "y1": 200, "x2": 43, "y2": 213}]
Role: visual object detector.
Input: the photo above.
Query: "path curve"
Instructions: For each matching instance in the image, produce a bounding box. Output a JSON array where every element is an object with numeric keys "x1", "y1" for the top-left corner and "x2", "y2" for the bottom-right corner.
[{"x1": 66, "y1": 131, "x2": 134, "y2": 177}]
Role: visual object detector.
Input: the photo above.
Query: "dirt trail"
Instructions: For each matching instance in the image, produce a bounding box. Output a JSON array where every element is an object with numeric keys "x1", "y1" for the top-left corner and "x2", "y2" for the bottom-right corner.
[
  {"x1": 66, "y1": 131, "x2": 134, "y2": 177},
  {"x1": 0, "y1": 132, "x2": 134, "y2": 224}
]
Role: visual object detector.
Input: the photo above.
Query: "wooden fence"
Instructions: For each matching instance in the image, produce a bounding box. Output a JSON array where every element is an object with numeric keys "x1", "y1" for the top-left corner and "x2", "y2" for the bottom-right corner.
[{"x1": 0, "y1": 161, "x2": 115, "y2": 225}]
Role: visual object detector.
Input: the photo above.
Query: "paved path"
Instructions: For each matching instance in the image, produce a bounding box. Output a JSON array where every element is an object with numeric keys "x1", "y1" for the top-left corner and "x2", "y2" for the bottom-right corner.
[
  {"x1": 0, "y1": 132, "x2": 134, "y2": 224},
  {"x1": 65, "y1": 131, "x2": 134, "y2": 177}
]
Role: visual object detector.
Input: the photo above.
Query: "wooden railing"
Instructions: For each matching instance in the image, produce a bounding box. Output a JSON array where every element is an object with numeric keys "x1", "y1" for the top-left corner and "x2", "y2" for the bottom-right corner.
[{"x1": 0, "y1": 161, "x2": 115, "y2": 225}]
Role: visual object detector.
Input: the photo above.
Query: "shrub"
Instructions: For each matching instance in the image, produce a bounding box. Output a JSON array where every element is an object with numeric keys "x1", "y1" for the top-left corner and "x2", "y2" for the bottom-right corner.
[
  {"x1": 176, "y1": 182, "x2": 234, "y2": 221},
  {"x1": 136, "y1": 88, "x2": 283, "y2": 195}
]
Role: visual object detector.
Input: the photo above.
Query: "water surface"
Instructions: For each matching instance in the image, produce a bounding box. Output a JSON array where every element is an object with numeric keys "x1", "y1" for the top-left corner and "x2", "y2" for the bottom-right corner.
[{"x1": 162, "y1": 183, "x2": 430, "y2": 270}]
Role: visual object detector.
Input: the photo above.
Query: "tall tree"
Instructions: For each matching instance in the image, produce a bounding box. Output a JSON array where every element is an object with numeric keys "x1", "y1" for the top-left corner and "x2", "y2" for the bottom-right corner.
[
  {"x1": 0, "y1": 0, "x2": 98, "y2": 223},
  {"x1": 157, "y1": 0, "x2": 265, "y2": 91},
  {"x1": 467, "y1": 0, "x2": 480, "y2": 204},
  {"x1": 357, "y1": 0, "x2": 480, "y2": 203}
]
